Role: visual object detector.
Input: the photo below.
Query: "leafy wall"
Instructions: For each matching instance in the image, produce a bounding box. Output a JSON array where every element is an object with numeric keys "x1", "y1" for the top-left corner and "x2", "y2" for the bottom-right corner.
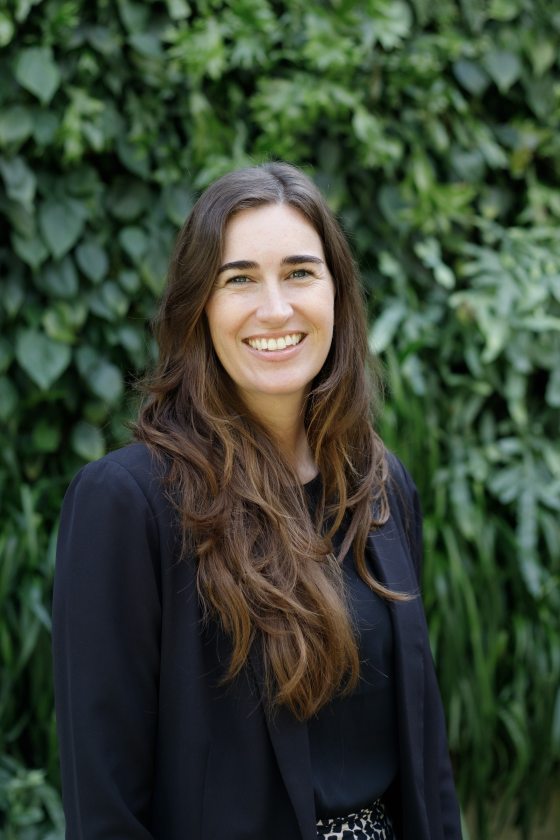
[{"x1": 0, "y1": 1, "x2": 559, "y2": 837}]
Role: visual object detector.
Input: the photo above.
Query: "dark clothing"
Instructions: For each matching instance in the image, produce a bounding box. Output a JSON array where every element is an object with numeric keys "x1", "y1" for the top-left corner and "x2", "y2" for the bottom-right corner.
[
  {"x1": 52, "y1": 443, "x2": 462, "y2": 839},
  {"x1": 305, "y1": 476, "x2": 398, "y2": 818}
]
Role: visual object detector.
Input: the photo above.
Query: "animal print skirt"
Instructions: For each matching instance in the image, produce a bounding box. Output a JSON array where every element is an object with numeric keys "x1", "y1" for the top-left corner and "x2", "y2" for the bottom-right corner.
[{"x1": 316, "y1": 799, "x2": 394, "y2": 839}]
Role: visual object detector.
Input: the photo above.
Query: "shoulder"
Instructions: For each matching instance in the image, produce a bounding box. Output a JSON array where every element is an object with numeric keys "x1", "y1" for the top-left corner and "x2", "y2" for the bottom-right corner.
[
  {"x1": 69, "y1": 442, "x2": 167, "y2": 504},
  {"x1": 383, "y1": 449, "x2": 424, "y2": 579}
]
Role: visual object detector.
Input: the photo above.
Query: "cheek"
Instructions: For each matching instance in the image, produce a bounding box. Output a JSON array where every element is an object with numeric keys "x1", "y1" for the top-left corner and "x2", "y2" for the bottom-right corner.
[{"x1": 205, "y1": 300, "x2": 228, "y2": 347}]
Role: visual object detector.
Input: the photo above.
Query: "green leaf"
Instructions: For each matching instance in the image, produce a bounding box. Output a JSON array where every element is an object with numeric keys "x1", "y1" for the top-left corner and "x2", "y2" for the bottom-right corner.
[
  {"x1": 116, "y1": 324, "x2": 144, "y2": 355},
  {"x1": 116, "y1": 136, "x2": 150, "y2": 178},
  {"x1": 33, "y1": 111, "x2": 59, "y2": 145},
  {"x1": 129, "y1": 32, "x2": 163, "y2": 58},
  {"x1": 75, "y1": 241, "x2": 109, "y2": 283},
  {"x1": 15, "y1": 329, "x2": 72, "y2": 390},
  {"x1": 162, "y1": 183, "x2": 193, "y2": 226},
  {"x1": 119, "y1": 226, "x2": 147, "y2": 261},
  {"x1": 0, "y1": 337, "x2": 12, "y2": 373},
  {"x1": 32, "y1": 420, "x2": 61, "y2": 453},
  {"x1": 0, "y1": 155, "x2": 36, "y2": 206},
  {"x1": 0, "y1": 11, "x2": 15, "y2": 47},
  {"x1": 71, "y1": 421, "x2": 105, "y2": 461},
  {"x1": 37, "y1": 257, "x2": 79, "y2": 298},
  {"x1": 14, "y1": 46, "x2": 61, "y2": 104},
  {"x1": 546, "y1": 367, "x2": 560, "y2": 408},
  {"x1": 3, "y1": 276, "x2": 25, "y2": 318},
  {"x1": 117, "y1": 0, "x2": 149, "y2": 34},
  {"x1": 108, "y1": 179, "x2": 152, "y2": 221},
  {"x1": 483, "y1": 50, "x2": 522, "y2": 93},
  {"x1": 42, "y1": 301, "x2": 87, "y2": 342},
  {"x1": 12, "y1": 231, "x2": 49, "y2": 269},
  {"x1": 0, "y1": 376, "x2": 18, "y2": 421},
  {"x1": 88, "y1": 281, "x2": 129, "y2": 321},
  {"x1": 118, "y1": 269, "x2": 140, "y2": 293},
  {"x1": 165, "y1": 0, "x2": 191, "y2": 20},
  {"x1": 452, "y1": 59, "x2": 489, "y2": 96},
  {"x1": 0, "y1": 106, "x2": 34, "y2": 147},
  {"x1": 39, "y1": 200, "x2": 85, "y2": 259},
  {"x1": 88, "y1": 360, "x2": 124, "y2": 403},
  {"x1": 75, "y1": 345, "x2": 99, "y2": 378},
  {"x1": 369, "y1": 302, "x2": 407, "y2": 353}
]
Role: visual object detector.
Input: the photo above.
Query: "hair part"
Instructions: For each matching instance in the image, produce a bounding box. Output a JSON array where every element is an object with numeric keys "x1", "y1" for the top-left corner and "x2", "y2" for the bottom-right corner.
[{"x1": 134, "y1": 161, "x2": 405, "y2": 720}]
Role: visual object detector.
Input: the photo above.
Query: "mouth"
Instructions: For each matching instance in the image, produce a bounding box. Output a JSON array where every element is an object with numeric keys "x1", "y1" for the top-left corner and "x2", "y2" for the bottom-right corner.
[{"x1": 244, "y1": 333, "x2": 304, "y2": 352}]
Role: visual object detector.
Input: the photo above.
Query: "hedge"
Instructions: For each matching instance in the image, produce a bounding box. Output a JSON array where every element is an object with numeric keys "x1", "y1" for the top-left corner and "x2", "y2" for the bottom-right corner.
[{"x1": 1, "y1": 1, "x2": 559, "y2": 838}]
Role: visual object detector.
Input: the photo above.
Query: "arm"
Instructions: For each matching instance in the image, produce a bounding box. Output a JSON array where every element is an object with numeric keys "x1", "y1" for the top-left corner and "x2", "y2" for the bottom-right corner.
[
  {"x1": 52, "y1": 458, "x2": 162, "y2": 839},
  {"x1": 389, "y1": 454, "x2": 463, "y2": 838}
]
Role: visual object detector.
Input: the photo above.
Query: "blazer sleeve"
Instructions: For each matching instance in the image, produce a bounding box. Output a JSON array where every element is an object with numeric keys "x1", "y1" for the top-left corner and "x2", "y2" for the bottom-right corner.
[
  {"x1": 52, "y1": 458, "x2": 162, "y2": 839},
  {"x1": 393, "y1": 456, "x2": 463, "y2": 839}
]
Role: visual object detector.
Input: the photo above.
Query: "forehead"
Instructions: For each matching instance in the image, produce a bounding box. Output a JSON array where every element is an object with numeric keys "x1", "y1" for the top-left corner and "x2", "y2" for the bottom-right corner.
[{"x1": 222, "y1": 203, "x2": 325, "y2": 262}]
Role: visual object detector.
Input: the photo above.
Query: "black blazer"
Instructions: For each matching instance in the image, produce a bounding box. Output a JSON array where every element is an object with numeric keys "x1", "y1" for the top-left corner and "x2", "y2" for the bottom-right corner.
[{"x1": 52, "y1": 443, "x2": 462, "y2": 839}]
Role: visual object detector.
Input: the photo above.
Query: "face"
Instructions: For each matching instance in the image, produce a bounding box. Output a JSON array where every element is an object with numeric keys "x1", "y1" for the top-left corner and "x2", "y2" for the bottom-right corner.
[{"x1": 205, "y1": 203, "x2": 335, "y2": 420}]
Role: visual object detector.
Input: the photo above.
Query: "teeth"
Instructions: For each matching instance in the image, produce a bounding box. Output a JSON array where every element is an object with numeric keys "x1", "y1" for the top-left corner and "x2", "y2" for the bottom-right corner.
[{"x1": 247, "y1": 333, "x2": 303, "y2": 351}]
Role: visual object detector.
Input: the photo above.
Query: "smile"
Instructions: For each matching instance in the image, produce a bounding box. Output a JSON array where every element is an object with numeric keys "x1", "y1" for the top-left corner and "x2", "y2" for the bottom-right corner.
[{"x1": 245, "y1": 333, "x2": 304, "y2": 351}]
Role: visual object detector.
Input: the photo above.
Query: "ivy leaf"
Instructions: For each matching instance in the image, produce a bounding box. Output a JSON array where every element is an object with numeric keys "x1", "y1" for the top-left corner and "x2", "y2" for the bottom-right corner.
[
  {"x1": 0, "y1": 106, "x2": 34, "y2": 147},
  {"x1": 0, "y1": 156, "x2": 36, "y2": 207},
  {"x1": 0, "y1": 11, "x2": 15, "y2": 47},
  {"x1": 0, "y1": 376, "x2": 18, "y2": 421},
  {"x1": 369, "y1": 301, "x2": 407, "y2": 353},
  {"x1": 117, "y1": 0, "x2": 150, "y2": 34},
  {"x1": 14, "y1": 47, "x2": 61, "y2": 104},
  {"x1": 3, "y1": 276, "x2": 25, "y2": 318},
  {"x1": 39, "y1": 200, "x2": 85, "y2": 259},
  {"x1": 12, "y1": 232, "x2": 49, "y2": 269},
  {"x1": 483, "y1": 50, "x2": 522, "y2": 93},
  {"x1": 75, "y1": 241, "x2": 109, "y2": 283},
  {"x1": 71, "y1": 421, "x2": 105, "y2": 461},
  {"x1": 37, "y1": 257, "x2": 79, "y2": 298},
  {"x1": 88, "y1": 282, "x2": 129, "y2": 321},
  {"x1": 32, "y1": 420, "x2": 61, "y2": 453},
  {"x1": 88, "y1": 360, "x2": 124, "y2": 403},
  {"x1": 15, "y1": 329, "x2": 71, "y2": 390},
  {"x1": 545, "y1": 367, "x2": 560, "y2": 408},
  {"x1": 453, "y1": 59, "x2": 489, "y2": 96},
  {"x1": 0, "y1": 337, "x2": 12, "y2": 373},
  {"x1": 165, "y1": 0, "x2": 191, "y2": 20},
  {"x1": 107, "y1": 179, "x2": 152, "y2": 221},
  {"x1": 162, "y1": 183, "x2": 193, "y2": 226},
  {"x1": 119, "y1": 226, "x2": 147, "y2": 261}
]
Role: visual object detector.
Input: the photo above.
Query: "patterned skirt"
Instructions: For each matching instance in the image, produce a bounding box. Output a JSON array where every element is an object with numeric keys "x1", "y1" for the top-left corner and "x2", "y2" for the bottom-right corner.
[{"x1": 316, "y1": 799, "x2": 394, "y2": 839}]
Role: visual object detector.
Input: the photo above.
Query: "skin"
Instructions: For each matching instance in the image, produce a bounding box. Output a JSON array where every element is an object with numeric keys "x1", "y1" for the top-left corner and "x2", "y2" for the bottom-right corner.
[{"x1": 205, "y1": 203, "x2": 335, "y2": 481}]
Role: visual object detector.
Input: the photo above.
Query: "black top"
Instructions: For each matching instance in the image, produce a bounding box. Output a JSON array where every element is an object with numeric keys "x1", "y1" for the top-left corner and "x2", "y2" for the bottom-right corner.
[{"x1": 304, "y1": 475, "x2": 398, "y2": 818}]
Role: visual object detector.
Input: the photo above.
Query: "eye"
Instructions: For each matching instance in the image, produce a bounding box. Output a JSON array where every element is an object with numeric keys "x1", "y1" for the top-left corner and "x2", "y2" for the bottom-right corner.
[
  {"x1": 289, "y1": 268, "x2": 311, "y2": 279},
  {"x1": 225, "y1": 275, "x2": 252, "y2": 286}
]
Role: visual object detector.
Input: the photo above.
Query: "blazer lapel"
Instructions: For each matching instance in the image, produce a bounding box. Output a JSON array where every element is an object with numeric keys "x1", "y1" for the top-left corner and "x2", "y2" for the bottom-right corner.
[
  {"x1": 248, "y1": 644, "x2": 317, "y2": 840},
  {"x1": 368, "y1": 518, "x2": 431, "y2": 839}
]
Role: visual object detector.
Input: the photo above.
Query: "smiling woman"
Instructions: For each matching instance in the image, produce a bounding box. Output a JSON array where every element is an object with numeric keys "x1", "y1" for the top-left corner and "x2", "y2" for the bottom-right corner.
[{"x1": 52, "y1": 162, "x2": 462, "y2": 840}]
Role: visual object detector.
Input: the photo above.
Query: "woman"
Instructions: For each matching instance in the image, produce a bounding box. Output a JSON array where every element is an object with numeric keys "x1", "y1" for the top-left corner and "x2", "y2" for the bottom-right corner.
[{"x1": 52, "y1": 162, "x2": 462, "y2": 839}]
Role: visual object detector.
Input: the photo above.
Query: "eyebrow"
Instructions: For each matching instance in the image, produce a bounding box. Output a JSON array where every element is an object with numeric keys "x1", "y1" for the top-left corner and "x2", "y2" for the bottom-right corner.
[{"x1": 217, "y1": 255, "x2": 324, "y2": 274}]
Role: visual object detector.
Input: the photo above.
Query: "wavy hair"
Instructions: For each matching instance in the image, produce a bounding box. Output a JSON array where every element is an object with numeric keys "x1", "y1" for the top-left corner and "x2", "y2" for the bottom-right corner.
[{"x1": 135, "y1": 162, "x2": 403, "y2": 719}]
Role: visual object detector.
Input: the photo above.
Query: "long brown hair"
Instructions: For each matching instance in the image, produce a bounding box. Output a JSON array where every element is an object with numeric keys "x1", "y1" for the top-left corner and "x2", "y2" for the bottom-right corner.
[{"x1": 135, "y1": 162, "x2": 401, "y2": 719}]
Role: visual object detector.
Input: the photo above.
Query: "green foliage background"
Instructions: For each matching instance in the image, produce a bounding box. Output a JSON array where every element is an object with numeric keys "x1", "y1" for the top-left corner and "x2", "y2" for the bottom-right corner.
[{"x1": 1, "y1": 0, "x2": 559, "y2": 837}]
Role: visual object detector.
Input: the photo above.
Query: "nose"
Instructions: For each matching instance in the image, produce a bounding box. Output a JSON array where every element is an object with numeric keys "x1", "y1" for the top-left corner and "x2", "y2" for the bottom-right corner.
[{"x1": 256, "y1": 279, "x2": 293, "y2": 323}]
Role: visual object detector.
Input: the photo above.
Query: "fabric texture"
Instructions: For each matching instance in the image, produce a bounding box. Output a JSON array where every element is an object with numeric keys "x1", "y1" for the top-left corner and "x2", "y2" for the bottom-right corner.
[
  {"x1": 52, "y1": 442, "x2": 463, "y2": 839},
  {"x1": 316, "y1": 799, "x2": 394, "y2": 839}
]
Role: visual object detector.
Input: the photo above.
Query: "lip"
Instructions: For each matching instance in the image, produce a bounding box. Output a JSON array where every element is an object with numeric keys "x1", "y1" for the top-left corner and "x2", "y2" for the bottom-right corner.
[{"x1": 243, "y1": 331, "x2": 306, "y2": 342}]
